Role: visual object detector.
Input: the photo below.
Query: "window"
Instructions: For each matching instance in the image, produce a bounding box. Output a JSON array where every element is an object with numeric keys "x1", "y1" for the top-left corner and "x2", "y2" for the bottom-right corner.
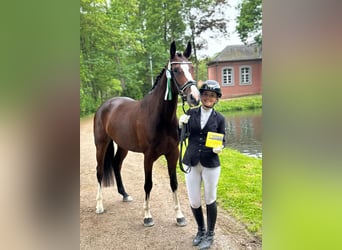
[
  {"x1": 240, "y1": 66, "x2": 252, "y2": 85},
  {"x1": 222, "y1": 67, "x2": 234, "y2": 86}
]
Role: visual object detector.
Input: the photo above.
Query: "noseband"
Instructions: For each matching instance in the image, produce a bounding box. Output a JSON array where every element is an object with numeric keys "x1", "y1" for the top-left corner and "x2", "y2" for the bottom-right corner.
[{"x1": 175, "y1": 80, "x2": 197, "y2": 101}]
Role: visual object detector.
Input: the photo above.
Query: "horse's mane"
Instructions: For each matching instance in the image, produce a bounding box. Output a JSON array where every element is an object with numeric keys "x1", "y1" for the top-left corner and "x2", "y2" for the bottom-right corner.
[
  {"x1": 149, "y1": 68, "x2": 166, "y2": 93},
  {"x1": 148, "y1": 53, "x2": 184, "y2": 94}
]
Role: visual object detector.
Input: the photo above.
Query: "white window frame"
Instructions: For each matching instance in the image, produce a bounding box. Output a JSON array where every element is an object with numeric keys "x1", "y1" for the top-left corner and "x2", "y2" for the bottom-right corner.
[
  {"x1": 222, "y1": 67, "x2": 234, "y2": 86},
  {"x1": 239, "y1": 66, "x2": 252, "y2": 85}
]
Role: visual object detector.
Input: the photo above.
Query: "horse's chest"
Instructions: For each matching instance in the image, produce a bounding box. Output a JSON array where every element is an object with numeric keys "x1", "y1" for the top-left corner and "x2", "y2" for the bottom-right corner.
[{"x1": 157, "y1": 124, "x2": 176, "y2": 135}]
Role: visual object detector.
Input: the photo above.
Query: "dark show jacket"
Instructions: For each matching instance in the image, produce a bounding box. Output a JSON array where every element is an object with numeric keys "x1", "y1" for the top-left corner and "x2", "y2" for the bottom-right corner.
[{"x1": 182, "y1": 107, "x2": 226, "y2": 168}]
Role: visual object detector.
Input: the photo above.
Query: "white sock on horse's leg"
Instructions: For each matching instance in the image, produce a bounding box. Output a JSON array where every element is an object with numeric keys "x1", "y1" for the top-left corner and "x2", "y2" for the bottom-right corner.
[
  {"x1": 96, "y1": 183, "x2": 104, "y2": 214},
  {"x1": 173, "y1": 191, "x2": 186, "y2": 226}
]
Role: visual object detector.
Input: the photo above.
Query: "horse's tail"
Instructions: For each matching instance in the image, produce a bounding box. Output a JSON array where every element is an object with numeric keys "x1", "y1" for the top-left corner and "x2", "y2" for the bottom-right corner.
[{"x1": 103, "y1": 140, "x2": 115, "y2": 187}]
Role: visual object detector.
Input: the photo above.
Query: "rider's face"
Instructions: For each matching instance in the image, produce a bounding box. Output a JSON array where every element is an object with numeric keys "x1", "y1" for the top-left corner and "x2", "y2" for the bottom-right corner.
[{"x1": 201, "y1": 91, "x2": 218, "y2": 108}]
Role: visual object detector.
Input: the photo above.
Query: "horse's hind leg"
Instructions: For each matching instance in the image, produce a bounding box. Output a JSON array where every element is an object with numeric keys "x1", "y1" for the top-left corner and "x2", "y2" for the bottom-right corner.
[
  {"x1": 95, "y1": 149, "x2": 105, "y2": 214},
  {"x1": 96, "y1": 182, "x2": 104, "y2": 214},
  {"x1": 95, "y1": 139, "x2": 112, "y2": 214},
  {"x1": 113, "y1": 146, "x2": 132, "y2": 201},
  {"x1": 166, "y1": 149, "x2": 186, "y2": 226}
]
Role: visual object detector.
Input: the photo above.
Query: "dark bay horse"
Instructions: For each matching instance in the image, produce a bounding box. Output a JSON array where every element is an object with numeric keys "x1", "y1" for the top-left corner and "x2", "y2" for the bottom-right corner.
[{"x1": 93, "y1": 41, "x2": 200, "y2": 227}]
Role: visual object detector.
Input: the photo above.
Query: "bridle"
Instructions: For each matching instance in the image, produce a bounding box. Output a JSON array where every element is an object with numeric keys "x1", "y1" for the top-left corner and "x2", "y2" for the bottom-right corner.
[
  {"x1": 165, "y1": 61, "x2": 197, "y2": 108},
  {"x1": 166, "y1": 60, "x2": 196, "y2": 174}
]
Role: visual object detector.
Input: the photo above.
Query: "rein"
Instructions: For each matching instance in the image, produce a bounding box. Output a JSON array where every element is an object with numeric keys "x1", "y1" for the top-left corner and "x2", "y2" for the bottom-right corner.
[
  {"x1": 178, "y1": 100, "x2": 191, "y2": 174},
  {"x1": 164, "y1": 60, "x2": 194, "y2": 174}
]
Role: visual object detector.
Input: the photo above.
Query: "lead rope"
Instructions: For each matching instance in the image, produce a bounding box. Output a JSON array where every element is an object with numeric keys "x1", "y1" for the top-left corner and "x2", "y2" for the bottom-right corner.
[{"x1": 179, "y1": 99, "x2": 191, "y2": 174}]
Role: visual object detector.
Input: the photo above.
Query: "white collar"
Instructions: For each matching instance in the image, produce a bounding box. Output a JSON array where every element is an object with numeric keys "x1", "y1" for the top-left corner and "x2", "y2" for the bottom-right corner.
[{"x1": 201, "y1": 106, "x2": 212, "y2": 113}]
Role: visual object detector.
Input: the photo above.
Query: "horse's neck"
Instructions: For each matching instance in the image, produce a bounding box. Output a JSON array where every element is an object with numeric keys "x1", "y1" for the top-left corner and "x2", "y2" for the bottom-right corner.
[{"x1": 144, "y1": 77, "x2": 178, "y2": 123}]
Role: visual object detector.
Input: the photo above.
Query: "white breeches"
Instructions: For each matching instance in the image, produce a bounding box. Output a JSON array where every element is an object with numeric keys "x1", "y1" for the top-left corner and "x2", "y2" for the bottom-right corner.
[{"x1": 185, "y1": 162, "x2": 221, "y2": 208}]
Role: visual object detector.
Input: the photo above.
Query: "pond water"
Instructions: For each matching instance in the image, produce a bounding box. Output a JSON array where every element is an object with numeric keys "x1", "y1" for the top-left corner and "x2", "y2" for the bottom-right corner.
[{"x1": 223, "y1": 110, "x2": 262, "y2": 159}]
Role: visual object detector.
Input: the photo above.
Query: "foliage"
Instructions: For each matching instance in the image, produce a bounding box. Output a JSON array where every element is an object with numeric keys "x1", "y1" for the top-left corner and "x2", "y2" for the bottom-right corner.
[
  {"x1": 181, "y1": 0, "x2": 229, "y2": 76},
  {"x1": 236, "y1": 0, "x2": 262, "y2": 45},
  {"x1": 196, "y1": 58, "x2": 210, "y2": 82},
  {"x1": 80, "y1": 0, "x2": 232, "y2": 117},
  {"x1": 122, "y1": 80, "x2": 143, "y2": 100}
]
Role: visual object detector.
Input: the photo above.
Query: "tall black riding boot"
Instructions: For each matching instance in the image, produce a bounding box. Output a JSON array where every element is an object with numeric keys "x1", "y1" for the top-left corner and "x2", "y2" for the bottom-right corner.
[
  {"x1": 198, "y1": 201, "x2": 217, "y2": 250},
  {"x1": 191, "y1": 206, "x2": 206, "y2": 246}
]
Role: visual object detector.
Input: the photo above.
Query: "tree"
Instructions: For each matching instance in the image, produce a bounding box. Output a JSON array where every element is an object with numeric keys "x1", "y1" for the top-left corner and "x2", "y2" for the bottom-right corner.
[
  {"x1": 181, "y1": 0, "x2": 229, "y2": 78},
  {"x1": 136, "y1": 0, "x2": 187, "y2": 94},
  {"x1": 236, "y1": 0, "x2": 262, "y2": 45},
  {"x1": 80, "y1": 0, "x2": 233, "y2": 117},
  {"x1": 80, "y1": 0, "x2": 145, "y2": 115},
  {"x1": 197, "y1": 57, "x2": 211, "y2": 82}
]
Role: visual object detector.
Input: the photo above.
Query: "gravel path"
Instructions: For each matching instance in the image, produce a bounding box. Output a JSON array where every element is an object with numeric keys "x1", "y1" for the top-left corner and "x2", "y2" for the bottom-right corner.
[{"x1": 80, "y1": 117, "x2": 261, "y2": 249}]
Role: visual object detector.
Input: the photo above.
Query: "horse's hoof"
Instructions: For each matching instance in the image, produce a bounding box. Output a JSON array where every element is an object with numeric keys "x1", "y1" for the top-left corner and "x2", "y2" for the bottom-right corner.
[
  {"x1": 176, "y1": 217, "x2": 186, "y2": 227},
  {"x1": 143, "y1": 217, "x2": 154, "y2": 227},
  {"x1": 123, "y1": 195, "x2": 133, "y2": 202},
  {"x1": 95, "y1": 207, "x2": 104, "y2": 214}
]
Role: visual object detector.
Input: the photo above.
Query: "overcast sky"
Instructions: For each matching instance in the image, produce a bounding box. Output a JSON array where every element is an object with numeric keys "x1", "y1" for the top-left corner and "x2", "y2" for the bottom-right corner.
[{"x1": 197, "y1": 0, "x2": 243, "y2": 58}]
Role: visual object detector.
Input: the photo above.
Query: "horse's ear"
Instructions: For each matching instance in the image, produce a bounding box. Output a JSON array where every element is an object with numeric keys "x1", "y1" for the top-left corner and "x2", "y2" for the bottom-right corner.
[
  {"x1": 170, "y1": 41, "x2": 176, "y2": 59},
  {"x1": 183, "y1": 41, "x2": 192, "y2": 58}
]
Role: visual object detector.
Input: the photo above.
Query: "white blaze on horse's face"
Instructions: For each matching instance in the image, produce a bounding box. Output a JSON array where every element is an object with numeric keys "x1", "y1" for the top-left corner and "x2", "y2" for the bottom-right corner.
[
  {"x1": 190, "y1": 84, "x2": 200, "y2": 103},
  {"x1": 180, "y1": 64, "x2": 200, "y2": 104},
  {"x1": 180, "y1": 64, "x2": 193, "y2": 82}
]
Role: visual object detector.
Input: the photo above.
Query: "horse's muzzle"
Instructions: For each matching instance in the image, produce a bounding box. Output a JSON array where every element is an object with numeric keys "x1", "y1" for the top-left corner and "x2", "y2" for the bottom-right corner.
[{"x1": 187, "y1": 84, "x2": 200, "y2": 107}]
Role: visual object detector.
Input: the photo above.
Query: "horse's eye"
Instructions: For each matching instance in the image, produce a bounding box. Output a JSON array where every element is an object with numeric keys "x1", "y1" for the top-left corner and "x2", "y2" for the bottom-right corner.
[{"x1": 173, "y1": 68, "x2": 179, "y2": 74}]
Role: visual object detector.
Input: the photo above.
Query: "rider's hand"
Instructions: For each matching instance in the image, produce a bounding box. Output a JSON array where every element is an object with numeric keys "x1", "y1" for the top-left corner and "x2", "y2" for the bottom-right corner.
[
  {"x1": 178, "y1": 114, "x2": 190, "y2": 128},
  {"x1": 213, "y1": 145, "x2": 224, "y2": 154}
]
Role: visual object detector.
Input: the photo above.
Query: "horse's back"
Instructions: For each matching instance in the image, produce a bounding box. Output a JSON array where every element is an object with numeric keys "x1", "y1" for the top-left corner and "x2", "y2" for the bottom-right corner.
[
  {"x1": 94, "y1": 97, "x2": 144, "y2": 150},
  {"x1": 98, "y1": 96, "x2": 136, "y2": 111},
  {"x1": 95, "y1": 97, "x2": 137, "y2": 120}
]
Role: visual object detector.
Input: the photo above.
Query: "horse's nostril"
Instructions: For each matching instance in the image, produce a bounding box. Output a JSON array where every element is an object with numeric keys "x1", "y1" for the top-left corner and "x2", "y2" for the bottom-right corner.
[
  {"x1": 192, "y1": 94, "x2": 200, "y2": 102},
  {"x1": 188, "y1": 94, "x2": 200, "y2": 107}
]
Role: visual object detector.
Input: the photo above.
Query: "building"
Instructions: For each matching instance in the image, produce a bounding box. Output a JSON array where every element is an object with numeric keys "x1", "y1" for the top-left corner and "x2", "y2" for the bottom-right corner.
[{"x1": 207, "y1": 44, "x2": 262, "y2": 98}]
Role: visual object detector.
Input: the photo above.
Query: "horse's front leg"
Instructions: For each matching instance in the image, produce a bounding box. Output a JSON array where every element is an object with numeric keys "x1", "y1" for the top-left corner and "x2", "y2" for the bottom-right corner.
[
  {"x1": 143, "y1": 158, "x2": 154, "y2": 227},
  {"x1": 166, "y1": 148, "x2": 186, "y2": 227}
]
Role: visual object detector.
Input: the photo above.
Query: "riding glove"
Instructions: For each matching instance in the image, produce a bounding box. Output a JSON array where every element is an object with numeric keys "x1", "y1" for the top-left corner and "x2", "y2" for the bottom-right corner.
[
  {"x1": 179, "y1": 114, "x2": 190, "y2": 128},
  {"x1": 212, "y1": 145, "x2": 224, "y2": 154}
]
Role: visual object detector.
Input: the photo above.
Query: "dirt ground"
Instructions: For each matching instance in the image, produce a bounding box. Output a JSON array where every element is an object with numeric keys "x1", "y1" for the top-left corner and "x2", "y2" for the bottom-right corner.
[{"x1": 80, "y1": 117, "x2": 262, "y2": 249}]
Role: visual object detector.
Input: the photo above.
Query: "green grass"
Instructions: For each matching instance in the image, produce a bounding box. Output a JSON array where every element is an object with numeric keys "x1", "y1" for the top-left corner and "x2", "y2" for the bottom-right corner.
[
  {"x1": 217, "y1": 149, "x2": 262, "y2": 236},
  {"x1": 215, "y1": 95, "x2": 262, "y2": 113}
]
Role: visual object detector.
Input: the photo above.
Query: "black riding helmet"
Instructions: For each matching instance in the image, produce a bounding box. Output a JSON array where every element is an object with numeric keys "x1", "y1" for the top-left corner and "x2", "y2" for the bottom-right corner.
[{"x1": 199, "y1": 80, "x2": 222, "y2": 98}]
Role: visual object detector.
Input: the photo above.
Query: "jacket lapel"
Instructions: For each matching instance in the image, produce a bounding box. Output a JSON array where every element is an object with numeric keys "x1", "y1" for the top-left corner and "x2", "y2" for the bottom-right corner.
[{"x1": 193, "y1": 107, "x2": 202, "y2": 130}]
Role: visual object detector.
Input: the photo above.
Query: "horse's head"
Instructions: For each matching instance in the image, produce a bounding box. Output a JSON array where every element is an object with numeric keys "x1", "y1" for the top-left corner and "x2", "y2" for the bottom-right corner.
[{"x1": 168, "y1": 41, "x2": 200, "y2": 107}]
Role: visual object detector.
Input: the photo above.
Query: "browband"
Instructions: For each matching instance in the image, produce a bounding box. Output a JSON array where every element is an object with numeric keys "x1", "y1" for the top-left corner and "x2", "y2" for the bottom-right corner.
[{"x1": 170, "y1": 61, "x2": 192, "y2": 65}]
